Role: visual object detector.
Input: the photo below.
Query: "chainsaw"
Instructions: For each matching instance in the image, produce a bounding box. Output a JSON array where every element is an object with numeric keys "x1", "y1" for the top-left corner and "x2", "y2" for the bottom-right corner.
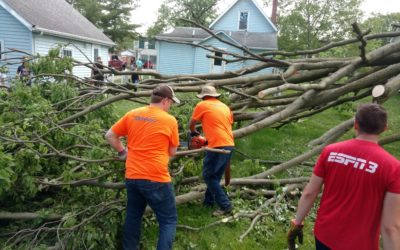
[
  {"x1": 187, "y1": 131, "x2": 207, "y2": 149},
  {"x1": 187, "y1": 131, "x2": 231, "y2": 186}
]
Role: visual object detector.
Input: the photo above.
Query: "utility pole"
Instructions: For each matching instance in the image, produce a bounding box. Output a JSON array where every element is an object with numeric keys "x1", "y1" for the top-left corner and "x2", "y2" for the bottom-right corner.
[{"x1": 271, "y1": 0, "x2": 278, "y2": 25}]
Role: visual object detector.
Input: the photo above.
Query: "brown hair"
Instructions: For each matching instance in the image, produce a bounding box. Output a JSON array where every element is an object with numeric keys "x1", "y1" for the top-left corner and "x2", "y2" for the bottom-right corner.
[
  {"x1": 355, "y1": 103, "x2": 387, "y2": 134},
  {"x1": 150, "y1": 95, "x2": 164, "y2": 103}
]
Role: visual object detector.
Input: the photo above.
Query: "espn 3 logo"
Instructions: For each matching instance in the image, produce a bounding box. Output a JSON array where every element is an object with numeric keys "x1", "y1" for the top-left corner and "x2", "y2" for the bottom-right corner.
[{"x1": 327, "y1": 152, "x2": 378, "y2": 174}]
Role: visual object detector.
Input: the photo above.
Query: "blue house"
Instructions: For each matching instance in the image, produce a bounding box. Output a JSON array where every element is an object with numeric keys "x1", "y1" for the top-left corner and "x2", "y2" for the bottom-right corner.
[
  {"x1": 0, "y1": 0, "x2": 114, "y2": 78},
  {"x1": 155, "y1": 0, "x2": 278, "y2": 75}
]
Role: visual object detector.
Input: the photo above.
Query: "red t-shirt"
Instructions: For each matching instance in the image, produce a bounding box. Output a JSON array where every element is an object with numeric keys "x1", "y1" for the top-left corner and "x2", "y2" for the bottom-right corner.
[
  {"x1": 313, "y1": 139, "x2": 400, "y2": 250},
  {"x1": 111, "y1": 106, "x2": 179, "y2": 182},
  {"x1": 191, "y1": 98, "x2": 234, "y2": 148}
]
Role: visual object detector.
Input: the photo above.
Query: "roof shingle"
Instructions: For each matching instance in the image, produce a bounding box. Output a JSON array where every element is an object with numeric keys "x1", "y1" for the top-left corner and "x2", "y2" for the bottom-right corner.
[
  {"x1": 156, "y1": 27, "x2": 277, "y2": 49},
  {"x1": 2, "y1": 0, "x2": 114, "y2": 46}
]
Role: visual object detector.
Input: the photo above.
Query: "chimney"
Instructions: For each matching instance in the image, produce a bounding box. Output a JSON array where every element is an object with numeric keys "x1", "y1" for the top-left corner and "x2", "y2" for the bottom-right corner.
[{"x1": 271, "y1": 0, "x2": 278, "y2": 25}]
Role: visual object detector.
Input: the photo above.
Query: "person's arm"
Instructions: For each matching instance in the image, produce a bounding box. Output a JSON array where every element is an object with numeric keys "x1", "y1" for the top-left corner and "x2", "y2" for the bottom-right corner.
[
  {"x1": 169, "y1": 146, "x2": 177, "y2": 156},
  {"x1": 287, "y1": 174, "x2": 323, "y2": 250},
  {"x1": 189, "y1": 118, "x2": 199, "y2": 135},
  {"x1": 294, "y1": 174, "x2": 324, "y2": 224},
  {"x1": 105, "y1": 129, "x2": 125, "y2": 153},
  {"x1": 381, "y1": 192, "x2": 400, "y2": 249}
]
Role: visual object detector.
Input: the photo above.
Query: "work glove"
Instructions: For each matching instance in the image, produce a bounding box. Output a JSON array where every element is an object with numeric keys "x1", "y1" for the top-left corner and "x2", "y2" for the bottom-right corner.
[
  {"x1": 190, "y1": 130, "x2": 200, "y2": 137},
  {"x1": 117, "y1": 148, "x2": 127, "y2": 161},
  {"x1": 287, "y1": 219, "x2": 303, "y2": 250}
]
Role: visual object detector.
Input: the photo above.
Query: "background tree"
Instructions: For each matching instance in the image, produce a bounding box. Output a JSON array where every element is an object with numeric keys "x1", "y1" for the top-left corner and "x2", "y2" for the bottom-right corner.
[
  {"x1": 67, "y1": 0, "x2": 139, "y2": 50},
  {"x1": 265, "y1": 0, "x2": 363, "y2": 51},
  {"x1": 66, "y1": 0, "x2": 103, "y2": 26},
  {"x1": 100, "y1": 0, "x2": 139, "y2": 48},
  {"x1": 360, "y1": 13, "x2": 400, "y2": 49},
  {"x1": 147, "y1": 0, "x2": 219, "y2": 37}
]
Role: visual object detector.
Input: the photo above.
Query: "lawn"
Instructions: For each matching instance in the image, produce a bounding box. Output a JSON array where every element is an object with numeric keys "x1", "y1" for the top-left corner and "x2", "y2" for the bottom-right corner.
[{"x1": 112, "y1": 94, "x2": 400, "y2": 250}]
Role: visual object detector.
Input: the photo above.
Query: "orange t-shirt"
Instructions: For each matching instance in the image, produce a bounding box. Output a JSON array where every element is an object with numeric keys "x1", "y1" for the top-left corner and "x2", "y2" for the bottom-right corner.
[
  {"x1": 191, "y1": 98, "x2": 234, "y2": 148},
  {"x1": 111, "y1": 106, "x2": 179, "y2": 182}
]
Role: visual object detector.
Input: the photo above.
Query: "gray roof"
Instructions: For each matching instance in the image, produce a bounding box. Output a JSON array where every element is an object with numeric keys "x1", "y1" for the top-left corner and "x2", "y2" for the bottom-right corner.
[
  {"x1": 2, "y1": 0, "x2": 114, "y2": 46},
  {"x1": 156, "y1": 27, "x2": 277, "y2": 50},
  {"x1": 156, "y1": 27, "x2": 209, "y2": 41}
]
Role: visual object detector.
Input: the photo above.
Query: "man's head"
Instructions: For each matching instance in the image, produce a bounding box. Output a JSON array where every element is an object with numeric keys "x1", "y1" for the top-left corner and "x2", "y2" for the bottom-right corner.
[
  {"x1": 96, "y1": 56, "x2": 102, "y2": 62},
  {"x1": 197, "y1": 85, "x2": 221, "y2": 99},
  {"x1": 22, "y1": 56, "x2": 29, "y2": 66},
  {"x1": 151, "y1": 85, "x2": 180, "y2": 107},
  {"x1": 355, "y1": 103, "x2": 387, "y2": 135}
]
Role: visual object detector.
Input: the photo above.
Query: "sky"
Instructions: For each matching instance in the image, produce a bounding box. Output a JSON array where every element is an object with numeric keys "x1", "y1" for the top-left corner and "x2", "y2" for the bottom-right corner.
[{"x1": 131, "y1": 0, "x2": 400, "y2": 34}]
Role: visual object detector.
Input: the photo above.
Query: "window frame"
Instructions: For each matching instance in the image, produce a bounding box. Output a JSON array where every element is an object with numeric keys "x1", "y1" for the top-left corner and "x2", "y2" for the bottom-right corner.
[
  {"x1": 238, "y1": 10, "x2": 249, "y2": 31},
  {"x1": 92, "y1": 47, "x2": 100, "y2": 61},
  {"x1": 209, "y1": 49, "x2": 226, "y2": 72},
  {"x1": 62, "y1": 48, "x2": 73, "y2": 58},
  {"x1": 0, "y1": 40, "x2": 4, "y2": 60},
  {"x1": 213, "y1": 51, "x2": 223, "y2": 66}
]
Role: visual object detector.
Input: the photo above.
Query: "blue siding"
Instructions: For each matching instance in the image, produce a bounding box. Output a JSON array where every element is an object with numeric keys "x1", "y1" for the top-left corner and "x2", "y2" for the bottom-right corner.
[
  {"x1": 158, "y1": 34, "x2": 271, "y2": 75},
  {"x1": 195, "y1": 39, "x2": 273, "y2": 75},
  {"x1": 157, "y1": 41, "x2": 195, "y2": 75},
  {"x1": 242, "y1": 48, "x2": 273, "y2": 75},
  {"x1": 195, "y1": 34, "x2": 247, "y2": 74},
  {"x1": 156, "y1": 0, "x2": 277, "y2": 75},
  {"x1": 211, "y1": 0, "x2": 275, "y2": 32},
  {"x1": 193, "y1": 45, "x2": 210, "y2": 74},
  {"x1": 0, "y1": 5, "x2": 33, "y2": 77}
]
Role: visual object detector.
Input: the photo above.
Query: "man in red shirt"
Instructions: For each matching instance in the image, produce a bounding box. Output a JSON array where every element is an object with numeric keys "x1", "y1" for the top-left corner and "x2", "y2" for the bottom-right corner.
[
  {"x1": 189, "y1": 85, "x2": 235, "y2": 216},
  {"x1": 288, "y1": 103, "x2": 400, "y2": 250}
]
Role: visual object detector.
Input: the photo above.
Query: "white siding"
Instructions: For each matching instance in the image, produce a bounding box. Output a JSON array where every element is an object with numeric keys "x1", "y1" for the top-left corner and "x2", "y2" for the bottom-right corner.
[{"x1": 33, "y1": 34, "x2": 110, "y2": 78}]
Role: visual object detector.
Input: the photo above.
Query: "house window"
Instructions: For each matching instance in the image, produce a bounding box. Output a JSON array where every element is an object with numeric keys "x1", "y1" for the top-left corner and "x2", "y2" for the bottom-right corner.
[
  {"x1": 139, "y1": 39, "x2": 145, "y2": 49},
  {"x1": 62, "y1": 49, "x2": 73, "y2": 57},
  {"x1": 93, "y1": 48, "x2": 99, "y2": 60},
  {"x1": 214, "y1": 51, "x2": 223, "y2": 66},
  {"x1": 0, "y1": 40, "x2": 4, "y2": 60},
  {"x1": 239, "y1": 11, "x2": 249, "y2": 30}
]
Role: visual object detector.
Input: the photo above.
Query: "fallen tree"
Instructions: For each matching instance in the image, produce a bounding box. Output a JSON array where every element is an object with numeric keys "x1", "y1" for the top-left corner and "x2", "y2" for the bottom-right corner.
[{"x1": 1, "y1": 23, "x2": 400, "y2": 248}]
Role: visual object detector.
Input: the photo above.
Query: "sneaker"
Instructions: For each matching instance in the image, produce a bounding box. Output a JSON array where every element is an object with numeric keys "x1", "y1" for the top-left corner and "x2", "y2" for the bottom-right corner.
[{"x1": 212, "y1": 208, "x2": 232, "y2": 216}]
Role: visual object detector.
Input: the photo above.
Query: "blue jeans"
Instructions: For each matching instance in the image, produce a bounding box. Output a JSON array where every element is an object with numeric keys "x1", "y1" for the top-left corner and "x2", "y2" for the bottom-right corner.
[
  {"x1": 123, "y1": 179, "x2": 177, "y2": 250},
  {"x1": 202, "y1": 147, "x2": 234, "y2": 211}
]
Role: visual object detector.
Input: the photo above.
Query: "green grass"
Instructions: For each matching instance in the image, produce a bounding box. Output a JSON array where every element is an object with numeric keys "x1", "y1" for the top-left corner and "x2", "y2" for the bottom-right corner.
[
  {"x1": 112, "y1": 100, "x2": 140, "y2": 116},
  {"x1": 113, "y1": 94, "x2": 400, "y2": 250}
]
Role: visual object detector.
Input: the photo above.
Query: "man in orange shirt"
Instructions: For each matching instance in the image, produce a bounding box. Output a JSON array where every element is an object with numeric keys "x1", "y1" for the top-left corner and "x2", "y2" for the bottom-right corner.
[
  {"x1": 105, "y1": 85, "x2": 180, "y2": 250},
  {"x1": 189, "y1": 85, "x2": 235, "y2": 216}
]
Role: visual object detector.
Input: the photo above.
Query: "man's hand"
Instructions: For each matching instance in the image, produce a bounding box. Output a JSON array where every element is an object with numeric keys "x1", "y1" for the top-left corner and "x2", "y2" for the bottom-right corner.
[
  {"x1": 190, "y1": 130, "x2": 200, "y2": 137},
  {"x1": 287, "y1": 219, "x2": 303, "y2": 250},
  {"x1": 118, "y1": 148, "x2": 127, "y2": 161}
]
